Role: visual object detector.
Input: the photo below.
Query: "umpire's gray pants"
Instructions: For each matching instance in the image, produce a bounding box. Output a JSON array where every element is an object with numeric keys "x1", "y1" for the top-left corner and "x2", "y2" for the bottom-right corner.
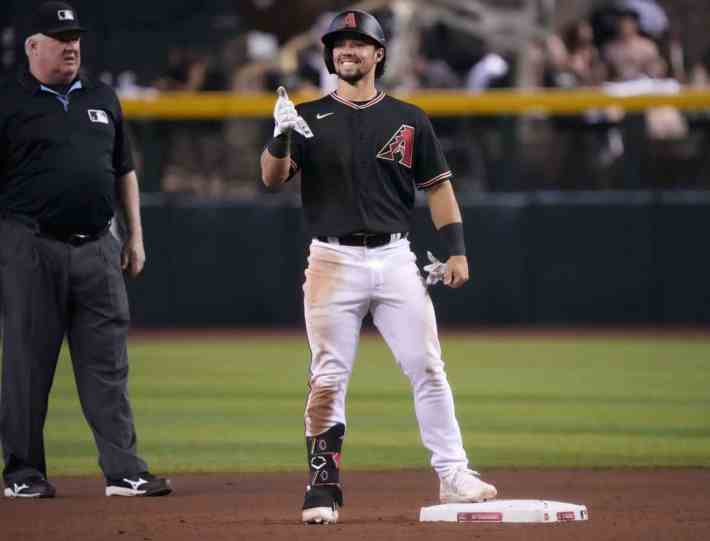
[{"x1": 0, "y1": 218, "x2": 147, "y2": 483}]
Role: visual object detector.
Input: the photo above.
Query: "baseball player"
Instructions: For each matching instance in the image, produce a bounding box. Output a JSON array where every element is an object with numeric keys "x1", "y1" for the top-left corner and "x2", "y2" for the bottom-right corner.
[{"x1": 260, "y1": 10, "x2": 497, "y2": 524}]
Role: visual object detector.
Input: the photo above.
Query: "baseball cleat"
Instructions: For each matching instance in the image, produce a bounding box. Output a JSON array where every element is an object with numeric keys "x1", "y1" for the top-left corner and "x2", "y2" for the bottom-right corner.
[
  {"x1": 302, "y1": 506, "x2": 339, "y2": 524},
  {"x1": 105, "y1": 472, "x2": 172, "y2": 497},
  {"x1": 3, "y1": 477, "x2": 56, "y2": 498},
  {"x1": 439, "y1": 468, "x2": 497, "y2": 503},
  {"x1": 302, "y1": 485, "x2": 342, "y2": 524}
]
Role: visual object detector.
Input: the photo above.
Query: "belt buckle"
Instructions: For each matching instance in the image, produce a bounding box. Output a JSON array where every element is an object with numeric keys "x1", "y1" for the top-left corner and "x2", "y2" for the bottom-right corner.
[
  {"x1": 354, "y1": 232, "x2": 375, "y2": 247},
  {"x1": 361, "y1": 232, "x2": 382, "y2": 248},
  {"x1": 68, "y1": 233, "x2": 90, "y2": 246}
]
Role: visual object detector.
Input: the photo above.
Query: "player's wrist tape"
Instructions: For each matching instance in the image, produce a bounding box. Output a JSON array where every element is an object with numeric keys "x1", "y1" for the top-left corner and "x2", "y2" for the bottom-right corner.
[
  {"x1": 266, "y1": 132, "x2": 291, "y2": 158},
  {"x1": 307, "y1": 423, "x2": 344, "y2": 487},
  {"x1": 439, "y1": 222, "x2": 466, "y2": 256}
]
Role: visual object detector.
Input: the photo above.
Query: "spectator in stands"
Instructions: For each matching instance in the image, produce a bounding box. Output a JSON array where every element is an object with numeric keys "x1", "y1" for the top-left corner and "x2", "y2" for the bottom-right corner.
[
  {"x1": 682, "y1": 46, "x2": 710, "y2": 188},
  {"x1": 465, "y1": 50, "x2": 511, "y2": 92},
  {"x1": 557, "y1": 20, "x2": 607, "y2": 88},
  {"x1": 460, "y1": 46, "x2": 513, "y2": 192},
  {"x1": 521, "y1": 20, "x2": 605, "y2": 90},
  {"x1": 601, "y1": 8, "x2": 666, "y2": 82},
  {"x1": 614, "y1": 0, "x2": 668, "y2": 41},
  {"x1": 224, "y1": 31, "x2": 283, "y2": 198},
  {"x1": 541, "y1": 19, "x2": 620, "y2": 190},
  {"x1": 297, "y1": 12, "x2": 338, "y2": 94},
  {"x1": 690, "y1": 46, "x2": 710, "y2": 88},
  {"x1": 155, "y1": 48, "x2": 230, "y2": 197},
  {"x1": 413, "y1": 22, "x2": 484, "y2": 89},
  {"x1": 599, "y1": 7, "x2": 690, "y2": 188},
  {"x1": 230, "y1": 31, "x2": 280, "y2": 91}
]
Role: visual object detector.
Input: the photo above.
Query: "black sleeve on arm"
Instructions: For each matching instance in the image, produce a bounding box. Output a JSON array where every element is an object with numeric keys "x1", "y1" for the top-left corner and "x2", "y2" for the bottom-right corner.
[
  {"x1": 265, "y1": 132, "x2": 292, "y2": 158},
  {"x1": 439, "y1": 222, "x2": 466, "y2": 256},
  {"x1": 272, "y1": 121, "x2": 305, "y2": 182},
  {"x1": 113, "y1": 94, "x2": 135, "y2": 176}
]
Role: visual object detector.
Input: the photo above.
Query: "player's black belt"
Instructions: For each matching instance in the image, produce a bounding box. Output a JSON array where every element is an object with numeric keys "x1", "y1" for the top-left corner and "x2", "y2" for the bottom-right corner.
[
  {"x1": 1, "y1": 212, "x2": 110, "y2": 246},
  {"x1": 316, "y1": 232, "x2": 408, "y2": 248}
]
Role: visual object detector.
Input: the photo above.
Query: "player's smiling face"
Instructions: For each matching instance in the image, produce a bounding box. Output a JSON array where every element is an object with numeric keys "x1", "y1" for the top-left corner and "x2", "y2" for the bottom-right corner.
[{"x1": 332, "y1": 36, "x2": 382, "y2": 84}]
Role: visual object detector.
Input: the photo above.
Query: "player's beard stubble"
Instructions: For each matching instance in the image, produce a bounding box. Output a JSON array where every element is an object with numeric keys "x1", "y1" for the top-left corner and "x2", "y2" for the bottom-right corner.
[
  {"x1": 334, "y1": 56, "x2": 373, "y2": 85},
  {"x1": 336, "y1": 67, "x2": 367, "y2": 85}
]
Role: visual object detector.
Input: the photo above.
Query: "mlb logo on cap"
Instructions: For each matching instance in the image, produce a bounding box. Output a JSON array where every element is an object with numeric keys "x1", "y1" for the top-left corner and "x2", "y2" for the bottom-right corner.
[
  {"x1": 88, "y1": 110, "x2": 109, "y2": 124},
  {"x1": 29, "y1": 2, "x2": 86, "y2": 38}
]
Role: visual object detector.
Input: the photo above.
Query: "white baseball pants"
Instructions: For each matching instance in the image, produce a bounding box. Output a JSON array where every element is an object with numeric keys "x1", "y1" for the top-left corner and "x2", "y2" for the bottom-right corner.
[{"x1": 303, "y1": 237, "x2": 469, "y2": 476}]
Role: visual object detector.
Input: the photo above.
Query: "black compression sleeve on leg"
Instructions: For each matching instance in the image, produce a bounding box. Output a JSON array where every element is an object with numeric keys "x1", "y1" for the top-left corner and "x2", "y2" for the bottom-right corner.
[
  {"x1": 306, "y1": 423, "x2": 345, "y2": 497},
  {"x1": 439, "y1": 222, "x2": 466, "y2": 256},
  {"x1": 266, "y1": 132, "x2": 292, "y2": 158}
]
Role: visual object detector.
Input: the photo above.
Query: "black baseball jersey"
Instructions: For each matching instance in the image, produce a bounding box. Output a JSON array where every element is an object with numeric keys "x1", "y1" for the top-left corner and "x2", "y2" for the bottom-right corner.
[
  {"x1": 0, "y1": 68, "x2": 134, "y2": 235},
  {"x1": 288, "y1": 91, "x2": 452, "y2": 237}
]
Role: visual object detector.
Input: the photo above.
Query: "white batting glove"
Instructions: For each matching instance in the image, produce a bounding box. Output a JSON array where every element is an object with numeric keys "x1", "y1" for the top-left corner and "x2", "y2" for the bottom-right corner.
[
  {"x1": 423, "y1": 251, "x2": 448, "y2": 286},
  {"x1": 273, "y1": 86, "x2": 298, "y2": 137}
]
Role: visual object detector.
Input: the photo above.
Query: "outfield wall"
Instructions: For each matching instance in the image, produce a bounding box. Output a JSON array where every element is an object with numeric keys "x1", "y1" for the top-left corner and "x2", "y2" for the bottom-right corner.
[{"x1": 127, "y1": 192, "x2": 710, "y2": 326}]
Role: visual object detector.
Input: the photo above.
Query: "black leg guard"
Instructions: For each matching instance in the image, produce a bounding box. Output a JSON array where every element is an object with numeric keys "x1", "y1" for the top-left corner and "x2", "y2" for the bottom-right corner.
[{"x1": 305, "y1": 423, "x2": 344, "y2": 507}]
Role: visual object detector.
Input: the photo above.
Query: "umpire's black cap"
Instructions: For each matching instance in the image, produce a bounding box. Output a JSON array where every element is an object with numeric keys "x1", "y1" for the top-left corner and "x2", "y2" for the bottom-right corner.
[
  {"x1": 28, "y1": 1, "x2": 86, "y2": 38},
  {"x1": 321, "y1": 10, "x2": 387, "y2": 79}
]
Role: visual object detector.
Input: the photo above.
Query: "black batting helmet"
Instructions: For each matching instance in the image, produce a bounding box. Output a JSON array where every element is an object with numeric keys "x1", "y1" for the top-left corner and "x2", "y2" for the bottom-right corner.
[{"x1": 321, "y1": 10, "x2": 387, "y2": 79}]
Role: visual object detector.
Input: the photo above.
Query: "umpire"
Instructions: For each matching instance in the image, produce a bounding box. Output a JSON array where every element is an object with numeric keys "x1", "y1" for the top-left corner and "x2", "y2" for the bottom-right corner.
[{"x1": 0, "y1": 2, "x2": 170, "y2": 498}]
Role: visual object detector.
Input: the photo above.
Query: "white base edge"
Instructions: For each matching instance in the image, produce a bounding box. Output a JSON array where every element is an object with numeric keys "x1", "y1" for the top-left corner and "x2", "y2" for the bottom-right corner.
[{"x1": 420, "y1": 499, "x2": 589, "y2": 523}]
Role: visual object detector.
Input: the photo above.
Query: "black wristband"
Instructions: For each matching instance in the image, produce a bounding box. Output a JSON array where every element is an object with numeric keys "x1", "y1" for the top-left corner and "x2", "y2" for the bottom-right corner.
[
  {"x1": 439, "y1": 222, "x2": 466, "y2": 256},
  {"x1": 266, "y1": 132, "x2": 292, "y2": 158}
]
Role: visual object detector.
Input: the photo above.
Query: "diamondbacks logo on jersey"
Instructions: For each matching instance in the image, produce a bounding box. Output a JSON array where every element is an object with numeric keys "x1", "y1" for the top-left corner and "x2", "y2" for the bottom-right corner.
[
  {"x1": 377, "y1": 125, "x2": 414, "y2": 168},
  {"x1": 344, "y1": 12, "x2": 357, "y2": 28}
]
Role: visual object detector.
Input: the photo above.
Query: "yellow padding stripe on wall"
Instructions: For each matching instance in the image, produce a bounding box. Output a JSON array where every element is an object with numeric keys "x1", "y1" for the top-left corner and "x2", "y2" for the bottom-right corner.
[{"x1": 121, "y1": 89, "x2": 710, "y2": 119}]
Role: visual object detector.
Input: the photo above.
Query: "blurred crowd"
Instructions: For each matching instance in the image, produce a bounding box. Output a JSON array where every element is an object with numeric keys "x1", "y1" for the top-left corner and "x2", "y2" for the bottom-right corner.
[
  {"x1": 3, "y1": 0, "x2": 709, "y2": 195},
  {"x1": 515, "y1": 1, "x2": 710, "y2": 191}
]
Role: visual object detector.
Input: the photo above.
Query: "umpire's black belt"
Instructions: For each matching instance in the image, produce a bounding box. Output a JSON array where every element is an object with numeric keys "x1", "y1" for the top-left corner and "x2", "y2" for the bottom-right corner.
[
  {"x1": 316, "y1": 232, "x2": 408, "y2": 248},
  {"x1": 1, "y1": 212, "x2": 109, "y2": 246}
]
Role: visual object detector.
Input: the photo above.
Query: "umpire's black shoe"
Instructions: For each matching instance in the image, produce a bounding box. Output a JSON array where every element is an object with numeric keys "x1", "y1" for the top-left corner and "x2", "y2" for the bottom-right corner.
[
  {"x1": 105, "y1": 472, "x2": 172, "y2": 497},
  {"x1": 302, "y1": 485, "x2": 342, "y2": 524},
  {"x1": 3, "y1": 477, "x2": 56, "y2": 499}
]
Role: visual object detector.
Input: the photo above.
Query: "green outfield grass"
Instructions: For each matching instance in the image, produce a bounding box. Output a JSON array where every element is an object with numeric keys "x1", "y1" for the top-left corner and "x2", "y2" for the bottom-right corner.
[{"x1": 21, "y1": 334, "x2": 710, "y2": 475}]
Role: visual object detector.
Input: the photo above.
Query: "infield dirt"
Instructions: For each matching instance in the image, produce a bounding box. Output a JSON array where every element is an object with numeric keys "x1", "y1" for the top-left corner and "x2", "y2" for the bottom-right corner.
[{"x1": 3, "y1": 468, "x2": 709, "y2": 541}]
